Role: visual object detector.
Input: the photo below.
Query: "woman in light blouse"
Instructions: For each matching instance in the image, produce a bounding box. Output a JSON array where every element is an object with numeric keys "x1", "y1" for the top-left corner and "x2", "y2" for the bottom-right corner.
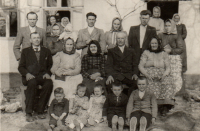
[{"x1": 104, "y1": 17, "x2": 128, "y2": 53}]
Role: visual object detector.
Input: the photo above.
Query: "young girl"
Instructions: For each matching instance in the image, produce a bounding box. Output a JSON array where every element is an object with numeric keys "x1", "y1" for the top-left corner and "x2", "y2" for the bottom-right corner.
[
  {"x1": 65, "y1": 83, "x2": 89, "y2": 131},
  {"x1": 87, "y1": 84, "x2": 106, "y2": 126},
  {"x1": 48, "y1": 87, "x2": 69, "y2": 131},
  {"x1": 58, "y1": 23, "x2": 77, "y2": 41}
]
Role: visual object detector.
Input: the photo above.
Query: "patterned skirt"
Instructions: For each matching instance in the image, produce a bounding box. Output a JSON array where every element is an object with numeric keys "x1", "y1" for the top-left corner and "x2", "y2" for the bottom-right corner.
[{"x1": 145, "y1": 67, "x2": 175, "y2": 100}]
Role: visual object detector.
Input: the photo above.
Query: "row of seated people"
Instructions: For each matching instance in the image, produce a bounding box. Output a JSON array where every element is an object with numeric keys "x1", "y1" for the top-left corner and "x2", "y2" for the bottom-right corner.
[{"x1": 14, "y1": 7, "x2": 187, "y2": 131}]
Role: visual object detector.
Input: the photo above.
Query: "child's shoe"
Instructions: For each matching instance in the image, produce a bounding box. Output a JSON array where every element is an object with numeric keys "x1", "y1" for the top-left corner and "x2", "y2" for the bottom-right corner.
[
  {"x1": 130, "y1": 117, "x2": 137, "y2": 131},
  {"x1": 139, "y1": 116, "x2": 147, "y2": 131}
]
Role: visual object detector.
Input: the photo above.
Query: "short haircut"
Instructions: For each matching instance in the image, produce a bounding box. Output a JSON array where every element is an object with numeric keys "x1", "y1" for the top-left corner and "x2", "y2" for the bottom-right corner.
[
  {"x1": 137, "y1": 76, "x2": 147, "y2": 82},
  {"x1": 86, "y1": 12, "x2": 97, "y2": 19},
  {"x1": 111, "y1": 82, "x2": 123, "y2": 89},
  {"x1": 165, "y1": 19, "x2": 171, "y2": 24},
  {"x1": 27, "y1": 11, "x2": 38, "y2": 19},
  {"x1": 116, "y1": 31, "x2": 127, "y2": 38},
  {"x1": 77, "y1": 83, "x2": 86, "y2": 91},
  {"x1": 52, "y1": 23, "x2": 60, "y2": 28},
  {"x1": 140, "y1": 10, "x2": 151, "y2": 16},
  {"x1": 30, "y1": 32, "x2": 40, "y2": 38},
  {"x1": 54, "y1": 87, "x2": 64, "y2": 95},
  {"x1": 94, "y1": 84, "x2": 104, "y2": 91}
]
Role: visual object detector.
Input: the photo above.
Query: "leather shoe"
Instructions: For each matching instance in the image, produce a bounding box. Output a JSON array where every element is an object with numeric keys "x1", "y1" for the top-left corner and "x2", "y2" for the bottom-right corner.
[{"x1": 26, "y1": 113, "x2": 34, "y2": 122}]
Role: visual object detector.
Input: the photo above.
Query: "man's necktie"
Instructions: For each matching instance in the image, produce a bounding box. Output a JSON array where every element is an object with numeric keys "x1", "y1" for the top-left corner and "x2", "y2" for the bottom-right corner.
[{"x1": 34, "y1": 48, "x2": 40, "y2": 62}]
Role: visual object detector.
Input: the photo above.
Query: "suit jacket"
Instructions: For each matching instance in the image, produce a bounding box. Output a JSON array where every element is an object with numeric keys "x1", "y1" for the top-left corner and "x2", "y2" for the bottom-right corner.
[
  {"x1": 128, "y1": 25, "x2": 157, "y2": 62},
  {"x1": 104, "y1": 30, "x2": 128, "y2": 52},
  {"x1": 105, "y1": 46, "x2": 139, "y2": 81},
  {"x1": 76, "y1": 27, "x2": 105, "y2": 57},
  {"x1": 18, "y1": 46, "x2": 52, "y2": 85},
  {"x1": 13, "y1": 26, "x2": 46, "y2": 61}
]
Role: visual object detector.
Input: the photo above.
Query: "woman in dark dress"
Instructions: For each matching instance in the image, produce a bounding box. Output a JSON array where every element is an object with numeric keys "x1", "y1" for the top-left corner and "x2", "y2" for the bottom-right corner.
[
  {"x1": 172, "y1": 13, "x2": 187, "y2": 73},
  {"x1": 81, "y1": 40, "x2": 107, "y2": 97}
]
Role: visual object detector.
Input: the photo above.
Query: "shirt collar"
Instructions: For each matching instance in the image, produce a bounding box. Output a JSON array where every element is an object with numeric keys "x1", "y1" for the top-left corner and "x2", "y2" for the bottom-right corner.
[
  {"x1": 88, "y1": 26, "x2": 94, "y2": 30},
  {"x1": 29, "y1": 25, "x2": 36, "y2": 29},
  {"x1": 32, "y1": 45, "x2": 41, "y2": 51},
  {"x1": 118, "y1": 45, "x2": 125, "y2": 52},
  {"x1": 140, "y1": 24, "x2": 147, "y2": 28}
]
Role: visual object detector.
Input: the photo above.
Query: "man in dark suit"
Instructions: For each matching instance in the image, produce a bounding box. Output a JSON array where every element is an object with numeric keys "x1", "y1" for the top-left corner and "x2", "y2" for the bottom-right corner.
[
  {"x1": 128, "y1": 10, "x2": 157, "y2": 62},
  {"x1": 13, "y1": 12, "x2": 46, "y2": 61},
  {"x1": 18, "y1": 32, "x2": 53, "y2": 122},
  {"x1": 105, "y1": 32, "x2": 138, "y2": 96}
]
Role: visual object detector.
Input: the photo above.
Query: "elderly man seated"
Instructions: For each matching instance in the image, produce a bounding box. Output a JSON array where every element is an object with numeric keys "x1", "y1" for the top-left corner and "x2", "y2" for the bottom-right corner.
[{"x1": 105, "y1": 32, "x2": 138, "y2": 96}]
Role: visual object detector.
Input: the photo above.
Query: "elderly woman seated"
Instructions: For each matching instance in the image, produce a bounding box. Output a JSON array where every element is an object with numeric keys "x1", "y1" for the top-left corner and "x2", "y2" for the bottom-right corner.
[
  {"x1": 138, "y1": 36, "x2": 174, "y2": 116},
  {"x1": 81, "y1": 40, "x2": 107, "y2": 97},
  {"x1": 49, "y1": 38, "x2": 83, "y2": 103}
]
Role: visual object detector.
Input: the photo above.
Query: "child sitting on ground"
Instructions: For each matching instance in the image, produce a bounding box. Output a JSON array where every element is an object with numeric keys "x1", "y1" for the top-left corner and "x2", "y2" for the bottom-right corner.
[
  {"x1": 126, "y1": 76, "x2": 157, "y2": 131},
  {"x1": 48, "y1": 87, "x2": 69, "y2": 131},
  {"x1": 87, "y1": 84, "x2": 106, "y2": 126},
  {"x1": 65, "y1": 83, "x2": 89, "y2": 131},
  {"x1": 103, "y1": 82, "x2": 128, "y2": 131}
]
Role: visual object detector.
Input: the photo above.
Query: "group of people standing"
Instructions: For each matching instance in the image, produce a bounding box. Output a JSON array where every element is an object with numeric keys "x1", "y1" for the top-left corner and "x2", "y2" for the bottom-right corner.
[{"x1": 13, "y1": 5, "x2": 187, "y2": 131}]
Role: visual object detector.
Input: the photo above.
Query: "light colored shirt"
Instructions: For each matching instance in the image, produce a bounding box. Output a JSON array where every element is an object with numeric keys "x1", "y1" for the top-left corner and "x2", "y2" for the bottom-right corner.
[
  {"x1": 88, "y1": 26, "x2": 94, "y2": 35},
  {"x1": 140, "y1": 25, "x2": 147, "y2": 48},
  {"x1": 139, "y1": 90, "x2": 145, "y2": 99},
  {"x1": 118, "y1": 45, "x2": 125, "y2": 53},
  {"x1": 29, "y1": 26, "x2": 36, "y2": 33},
  {"x1": 32, "y1": 45, "x2": 41, "y2": 51}
]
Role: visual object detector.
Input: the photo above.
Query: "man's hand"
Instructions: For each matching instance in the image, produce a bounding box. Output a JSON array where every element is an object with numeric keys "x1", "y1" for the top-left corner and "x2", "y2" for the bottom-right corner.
[
  {"x1": 86, "y1": 39, "x2": 92, "y2": 45},
  {"x1": 132, "y1": 74, "x2": 138, "y2": 80},
  {"x1": 95, "y1": 77, "x2": 103, "y2": 82},
  {"x1": 152, "y1": 118, "x2": 156, "y2": 125},
  {"x1": 106, "y1": 76, "x2": 114, "y2": 85},
  {"x1": 26, "y1": 73, "x2": 35, "y2": 81},
  {"x1": 164, "y1": 45, "x2": 172, "y2": 54},
  {"x1": 43, "y1": 73, "x2": 51, "y2": 79}
]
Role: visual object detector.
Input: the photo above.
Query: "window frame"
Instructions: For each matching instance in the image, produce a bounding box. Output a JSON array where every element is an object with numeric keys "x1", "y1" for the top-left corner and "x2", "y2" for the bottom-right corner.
[{"x1": 0, "y1": 8, "x2": 20, "y2": 39}]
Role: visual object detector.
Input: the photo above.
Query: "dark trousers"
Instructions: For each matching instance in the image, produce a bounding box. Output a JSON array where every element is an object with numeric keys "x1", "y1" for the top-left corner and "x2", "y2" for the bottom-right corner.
[
  {"x1": 107, "y1": 78, "x2": 137, "y2": 96},
  {"x1": 107, "y1": 110, "x2": 126, "y2": 127},
  {"x1": 130, "y1": 110, "x2": 152, "y2": 129},
  {"x1": 24, "y1": 76, "x2": 53, "y2": 114}
]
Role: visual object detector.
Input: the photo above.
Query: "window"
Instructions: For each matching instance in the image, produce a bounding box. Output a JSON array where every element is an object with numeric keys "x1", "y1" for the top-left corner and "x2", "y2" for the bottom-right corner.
[
  {"x1": 0, "y1": 10, "x2": 19, "y2": 38},
  {"x1": 147, "y1": 1, "x2": 179, "y2": 21},
  {"x1": 43, "y1": 0, "x2": 84, "y2": 36}
]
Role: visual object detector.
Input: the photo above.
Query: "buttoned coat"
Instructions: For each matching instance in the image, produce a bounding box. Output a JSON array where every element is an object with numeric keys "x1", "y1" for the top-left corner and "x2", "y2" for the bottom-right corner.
[{"x1": 105, "y1": 46, "x2": 139, "y2": 81}]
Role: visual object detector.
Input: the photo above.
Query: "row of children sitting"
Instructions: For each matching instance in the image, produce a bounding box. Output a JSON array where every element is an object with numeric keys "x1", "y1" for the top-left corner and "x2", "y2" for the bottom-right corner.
[{"x1": 47, "y1": 76, "x2": 157, "y2": 131}]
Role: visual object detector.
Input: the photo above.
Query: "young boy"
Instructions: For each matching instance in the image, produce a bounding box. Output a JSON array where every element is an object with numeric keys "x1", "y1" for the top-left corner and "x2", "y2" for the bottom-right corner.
[
  {"x1": 103, "y1": 82, "x2": 128, "y2": 131},
  {"x1": 48, "y1": 87, "x2": 69, "y2": 131},
  {"x1": 126, "y1": 76, "x2": 157, "y2": 131}
]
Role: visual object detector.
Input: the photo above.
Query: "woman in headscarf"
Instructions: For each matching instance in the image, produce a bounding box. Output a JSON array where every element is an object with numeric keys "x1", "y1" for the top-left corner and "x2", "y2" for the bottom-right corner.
[
  {"x1": 148, "y1": 6, "x2": 164, "y2": 34},
  {"x1": 139, "y1": 36, "x2": 173, "y2": 116},
  {"x1": 81, "y1": 40, "x2": 107, "y2": 97},
  {"x1": 49, "y1": 38, "x2": 83, "y2": 103},
  {"x1": 46, "y1": 24, "x2": 64, "y2": 56},
  {"x1": 158, "y1": 19, "x2": 184, "y2": 111},
  {"x1": 60, "y1": 17, "x2": 71, "y2": 32},
  {"x1": 104, "y1": 17, "x2": 128, "y2": 53},
  {"x1": 172, "y1": 13, "x2": 187, "y2": 73}
]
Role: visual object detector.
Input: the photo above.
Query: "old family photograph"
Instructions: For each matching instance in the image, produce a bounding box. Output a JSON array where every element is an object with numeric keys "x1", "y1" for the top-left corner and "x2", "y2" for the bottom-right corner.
[{"x1": 0, "y1": 0, "x2": 200, "y2": 131}]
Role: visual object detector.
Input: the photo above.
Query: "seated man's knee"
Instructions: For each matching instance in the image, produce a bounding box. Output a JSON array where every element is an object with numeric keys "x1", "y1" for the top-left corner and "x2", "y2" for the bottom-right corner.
[
  {"x1": 112, "y1": 115, "x2": 118, "y2": 124},
  {"x1": 118, "y1": 117, "x2": 124, "y2": 126},
  {"x1": 140, "y1": 116, "x2": 147, "y2": 125}
]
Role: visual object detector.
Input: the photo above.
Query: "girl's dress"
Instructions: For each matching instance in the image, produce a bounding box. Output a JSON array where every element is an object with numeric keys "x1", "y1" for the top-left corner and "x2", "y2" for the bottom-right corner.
[
  {"x1": 88, "y1": 95, "x2": 106, "y2": 122},
  {"x1": 65, "y1": 95, "x2": 89, "y2": 125}
]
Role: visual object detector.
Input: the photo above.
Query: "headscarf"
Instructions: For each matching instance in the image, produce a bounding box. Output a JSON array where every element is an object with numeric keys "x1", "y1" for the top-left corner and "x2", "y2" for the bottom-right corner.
[
  {"x1": 61, "y1": 17, "x2": 70, "y2": 28},
  {"x1": 148, "y1": 36, "x2": 163, "y2": 53},
  {"x1": 51, "y1": 23, "x2": 62, "y2": 37},
  {"x1": 163, "y1": 19, "x2": 177, "y2": 34},
  {"x1": 152, "y1": 6, "x2": 161, "y2": 18},
  {"x1": 87, "y1": 40, "x2": 102, "y2": 56},
  {"x1": 110, "y1": 17, "x2": 123, "y2": 32},
  {"x1": 172, "y1": 13, "x2": 182, "y2": 25},
  {"x1": 63, "y1": 38, "x2": 76, "y2": 55}
]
